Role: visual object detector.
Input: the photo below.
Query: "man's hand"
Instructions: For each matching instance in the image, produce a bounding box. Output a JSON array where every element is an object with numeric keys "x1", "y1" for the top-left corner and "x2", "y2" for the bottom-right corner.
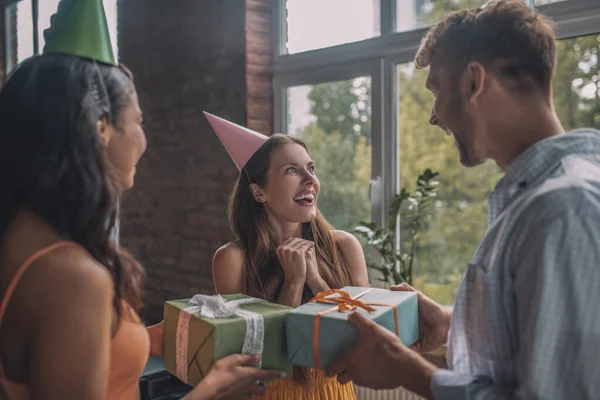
[
  {"x1": 392, "y1": 283, "x2": 452, "y2": 353},
  {"x1": 326, "y1": 312, "x2": 437, "y2": 399}
]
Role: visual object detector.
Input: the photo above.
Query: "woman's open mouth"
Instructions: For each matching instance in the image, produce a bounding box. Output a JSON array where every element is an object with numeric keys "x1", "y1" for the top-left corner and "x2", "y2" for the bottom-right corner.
[{"x1": 293, "y1": 192, "x2": 315, "y2": 206}]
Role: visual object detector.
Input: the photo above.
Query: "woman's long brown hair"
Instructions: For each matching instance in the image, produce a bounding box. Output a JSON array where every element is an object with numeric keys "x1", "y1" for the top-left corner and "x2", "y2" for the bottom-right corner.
[{"x1": 228, "y1": 134, "x2": 355, "y2": 385}]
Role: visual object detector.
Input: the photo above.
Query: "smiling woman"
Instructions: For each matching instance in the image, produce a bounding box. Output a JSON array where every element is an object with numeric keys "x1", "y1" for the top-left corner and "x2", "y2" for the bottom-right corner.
[
  {"x1": 252, "y1": 139, "x2": 321, "y2": 224},
  {"x1": 206, "y1": 116, "x2": 370, "y2": 399}
]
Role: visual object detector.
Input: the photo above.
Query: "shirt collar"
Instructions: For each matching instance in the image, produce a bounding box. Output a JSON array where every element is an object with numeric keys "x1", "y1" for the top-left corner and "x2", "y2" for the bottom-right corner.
[
  {"x1": 496, "y1": 129, "x2": 600, "y2": 191},
  {"x1": 487, "y1": 129, "x2": 600, "y2": 225}
]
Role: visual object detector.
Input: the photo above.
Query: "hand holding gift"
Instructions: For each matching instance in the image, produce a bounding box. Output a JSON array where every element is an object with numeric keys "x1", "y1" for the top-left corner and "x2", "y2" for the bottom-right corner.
[
  {"x1": 286, "y1": 286, "x2": 419, "y2": 370},
  {"x1": 184, "y1": 353, "x2": 285, "y2": 400},
  {"x1": 391, "y1": 283, "x2": 452, "y2": 353},
  {"x1": 325, "y1": 311, "x2": 437, "y2": 396},
  {"x1": 163, "y1": 293, "x2": 292, "y2": 388},
  {"x1": 323, "y1": 284, "x2": 449, "y2": 398}
]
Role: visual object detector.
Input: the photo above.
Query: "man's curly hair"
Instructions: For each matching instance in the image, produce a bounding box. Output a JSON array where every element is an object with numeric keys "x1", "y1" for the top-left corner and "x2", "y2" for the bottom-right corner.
[{"x1": 415, "y1": 0, "x2": 556, "y2": 95}]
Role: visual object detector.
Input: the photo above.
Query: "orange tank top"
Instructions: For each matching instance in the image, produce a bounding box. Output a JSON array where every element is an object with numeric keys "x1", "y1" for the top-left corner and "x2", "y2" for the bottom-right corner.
[{"x1": 0, "y1": 241, "x2": 150, "y2": 400}]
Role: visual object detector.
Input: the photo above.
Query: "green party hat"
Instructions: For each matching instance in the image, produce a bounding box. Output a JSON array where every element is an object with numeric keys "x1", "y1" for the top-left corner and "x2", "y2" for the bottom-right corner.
[{"x1": 43, "y1": 0, "x2": 116, "y2": 65}]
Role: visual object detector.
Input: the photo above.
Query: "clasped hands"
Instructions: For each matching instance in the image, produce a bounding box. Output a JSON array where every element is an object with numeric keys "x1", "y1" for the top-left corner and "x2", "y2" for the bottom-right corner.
[{"x1": 276, "y1": 237, "x2": 327, "y2": 292}]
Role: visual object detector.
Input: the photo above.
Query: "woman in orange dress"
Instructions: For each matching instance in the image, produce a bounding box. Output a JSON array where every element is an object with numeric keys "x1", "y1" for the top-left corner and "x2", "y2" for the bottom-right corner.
[
  {"x1": 209, "y1": 116, "x2": 371, "y2": 400},
  {"x1": 0, "y1": 2, "x2": 283, "y2": 399}
]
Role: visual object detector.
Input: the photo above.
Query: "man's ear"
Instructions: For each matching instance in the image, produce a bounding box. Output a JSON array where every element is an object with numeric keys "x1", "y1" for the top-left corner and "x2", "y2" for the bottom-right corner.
[
  {"x1": 97, "y1": 116, "x2": 111, "y2": 147},
  {"x1": 466, "y1": 61, "x2": 487, "y2": 103},
  {"x1": 249, "y1": 183, "x2": 266, "y2": 203}
]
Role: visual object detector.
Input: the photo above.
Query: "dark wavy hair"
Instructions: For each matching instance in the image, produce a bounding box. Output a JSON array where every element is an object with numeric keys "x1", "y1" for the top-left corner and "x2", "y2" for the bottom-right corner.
[{"x1": 0, "y1": 54, "x2": 145, "y2": 314}]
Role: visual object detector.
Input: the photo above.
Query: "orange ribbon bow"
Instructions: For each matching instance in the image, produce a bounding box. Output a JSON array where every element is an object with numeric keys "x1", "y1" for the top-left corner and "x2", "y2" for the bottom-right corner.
[
  {"x1": 309, "y1": 289, "x2": 377, "y2": 312},
  {"x1": 309, "y1": 288, "x2": 399, "y2": 369}
]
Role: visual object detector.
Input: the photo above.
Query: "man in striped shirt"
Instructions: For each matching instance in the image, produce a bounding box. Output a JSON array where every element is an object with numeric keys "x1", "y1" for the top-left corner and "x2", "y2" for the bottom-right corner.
[{"x1": 327, "y1": 0, "x2": 600, "y2": 399}]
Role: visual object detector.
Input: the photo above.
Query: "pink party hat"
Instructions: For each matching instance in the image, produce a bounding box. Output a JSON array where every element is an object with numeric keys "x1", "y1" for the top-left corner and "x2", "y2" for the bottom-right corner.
[{"x1": 204, "y1": 112, "x2": 268, "y2": 170}]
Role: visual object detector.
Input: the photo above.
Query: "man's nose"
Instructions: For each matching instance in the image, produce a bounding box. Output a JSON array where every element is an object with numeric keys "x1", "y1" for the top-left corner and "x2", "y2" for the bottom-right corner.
[{"x1": 429, "y1": 109, "x2": 439, "y2": 126}]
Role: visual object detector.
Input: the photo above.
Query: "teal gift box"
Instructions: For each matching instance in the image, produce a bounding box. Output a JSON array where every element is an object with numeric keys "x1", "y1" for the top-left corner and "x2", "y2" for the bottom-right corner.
[{"x1": 286, "y1": 286, "x2": 418, "y2": 369}]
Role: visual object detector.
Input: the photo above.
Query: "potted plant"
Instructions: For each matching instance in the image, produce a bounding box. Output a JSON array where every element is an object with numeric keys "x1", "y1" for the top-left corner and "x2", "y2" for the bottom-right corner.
[{"x1": 354, "y1": 169, "x2": 439, "y2": 287}]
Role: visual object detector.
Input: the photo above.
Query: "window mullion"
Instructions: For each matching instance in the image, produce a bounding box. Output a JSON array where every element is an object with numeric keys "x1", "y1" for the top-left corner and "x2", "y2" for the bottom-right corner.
[
  {"x1": 380, "y1": 0, "x2": 395, "y2": 36},
  {"x1": 32, "y1": 0, "x2": 38, "y2": 55}
]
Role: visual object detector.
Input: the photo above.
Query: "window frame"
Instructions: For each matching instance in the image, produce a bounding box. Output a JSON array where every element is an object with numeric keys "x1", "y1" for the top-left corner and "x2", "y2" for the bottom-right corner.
[{"x1": 3, "y1": 0, "x2": 38, "y2": 74}]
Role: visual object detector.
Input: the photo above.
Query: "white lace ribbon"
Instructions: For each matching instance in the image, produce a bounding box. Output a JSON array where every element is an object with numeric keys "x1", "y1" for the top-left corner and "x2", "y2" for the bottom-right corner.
[{"x1": 175, "y1": 295, "x2": 266, "y2": 383}]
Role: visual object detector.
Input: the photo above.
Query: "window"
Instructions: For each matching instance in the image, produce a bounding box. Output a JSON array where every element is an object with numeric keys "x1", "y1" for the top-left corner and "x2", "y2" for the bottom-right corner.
[
  {"x1": 396, "y1": 0, "x2": 489, "y2": 32},
  {"x1": 282, "y1": 0, "x2": 380, "y2": 54},
  {"x1": 554, "y1": 34, "x2": 600, "y2": 130},
  {"x1": 274, "y1": 0, "x2": 600, "y2": 296},
  {"x1": 6, "y1": 0, "x2": 118, "y2": 72},
  {"x1": 395, "y1": 0, "x2": 575, "y2": 32},
  {"x1": 396, "y1": 62, "x2": 499, "y2": 304},
  {"x1": 535, "y1": 0, "x2": 566, "y2": 4},
  {"x1": 286, "y1": 78, "x2": 373, "y2": 232},
  {"x1": 396, "y1": 64, "x2": 502, "y2": 304}
]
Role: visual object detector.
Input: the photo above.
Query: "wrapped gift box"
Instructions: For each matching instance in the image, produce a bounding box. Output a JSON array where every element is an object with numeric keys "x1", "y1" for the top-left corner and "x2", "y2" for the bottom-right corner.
[
  {"x1": 163, "y1": 293, "x2": 293, "y2": 386},
  {"x1": 286, "y1": 286, "x2": 418, "y2": 369}
]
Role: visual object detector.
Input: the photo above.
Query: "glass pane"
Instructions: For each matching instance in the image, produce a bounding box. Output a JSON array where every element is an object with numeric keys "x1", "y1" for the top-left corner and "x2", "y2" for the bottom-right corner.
[
  {"x1": 395, "y1": 0, "x2": 570, "y2": 32},
  {"x1": 535, "y1": 0, "x2": 566, "y2": 4},
  {"x1": 16, "y1": 0, "x2": 34, "y2": 63},
  {"x1": 286, "y1": 78, "x2": 372, "y2": 234},
  {"x1": 553, "y1": 34, "x2": 600, "y2": 131},
  {"x1": 284, "y1": 0, "x2": 380, "y2": 54},
  {"x1": 395, "y1": 33, "x2": 600, "y2": 306},
  {"x1": 38, "y1": 0, "x2": 61, "y2": 49},
  {"x1": 396, "y1": 63, "x2": 502, "y2": 305},
  {"x1": 396, "y1": 0, "x2": 493, "y2": 32}
]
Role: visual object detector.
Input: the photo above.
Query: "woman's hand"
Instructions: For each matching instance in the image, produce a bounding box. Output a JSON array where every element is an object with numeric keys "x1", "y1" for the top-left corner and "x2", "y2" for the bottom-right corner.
[
  {"x1": 276, "y1": 237, "x2": 314, "y2": 286},
  {"x1": 305, "y1": 245, "x2": 318, "y2": 282},
  {"x1": 275, "y1": 237, "x2": 314, "y2": 307},
  {"x1": 305, "y1": 246, "x2": 330, "y2": 295},
  {"x1": 184, "y1": 354, "x2": 286, "y2": 400}
]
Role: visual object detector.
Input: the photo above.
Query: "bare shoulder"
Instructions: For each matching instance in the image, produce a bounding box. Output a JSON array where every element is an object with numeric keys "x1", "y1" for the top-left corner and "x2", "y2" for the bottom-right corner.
[
  {"x1": 19, "y1": 245, "x2": 114, "y2": 398},
  {"x1": 333, "y1": 230, "x2": 362, "y2": 249},
  {"x1": 19, "y1": 245, "x2": 113, "y2": 326},
  {"x1": 212, "y1": 241, "x2": 245, "y2": 294},
  {"x1": 26, "y1": 245, "x2": 112, "y2": 300},
  {"x1": 333, "y1": 230, "x2": 369, "y2": 286},
  {"x1": 213, "y1": 241, "x2": 245, "y2": 267}
]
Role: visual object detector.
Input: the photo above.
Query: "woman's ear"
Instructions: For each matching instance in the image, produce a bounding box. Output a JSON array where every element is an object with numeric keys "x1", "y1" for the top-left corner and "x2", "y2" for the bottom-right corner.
[
  {"x1": 249, "y1": 183, "x2": 266, "y2": 203},
  {"x1": 96, "y1": 116, "x2": 112, "y2": 147}
]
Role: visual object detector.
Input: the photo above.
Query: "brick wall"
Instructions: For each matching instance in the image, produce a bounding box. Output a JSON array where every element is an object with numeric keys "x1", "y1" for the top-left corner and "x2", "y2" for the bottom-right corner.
[
  {"x1": 246, "y1": 0, "x2": 272, "y2": 134},
  {"x1": 118, "y1": 0, "x2": 273, "y2": 323}
]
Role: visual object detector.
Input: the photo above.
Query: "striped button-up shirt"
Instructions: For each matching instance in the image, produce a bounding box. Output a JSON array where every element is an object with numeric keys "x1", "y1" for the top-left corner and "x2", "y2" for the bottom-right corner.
[{"x1": 431, "y1": 129, "x2": 600, "y2": 399}]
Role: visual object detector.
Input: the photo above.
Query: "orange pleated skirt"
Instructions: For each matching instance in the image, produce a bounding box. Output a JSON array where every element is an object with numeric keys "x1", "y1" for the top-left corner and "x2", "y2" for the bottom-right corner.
[{"x1": 251, "y1": 368, "x2": 356, "y2": 400}]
